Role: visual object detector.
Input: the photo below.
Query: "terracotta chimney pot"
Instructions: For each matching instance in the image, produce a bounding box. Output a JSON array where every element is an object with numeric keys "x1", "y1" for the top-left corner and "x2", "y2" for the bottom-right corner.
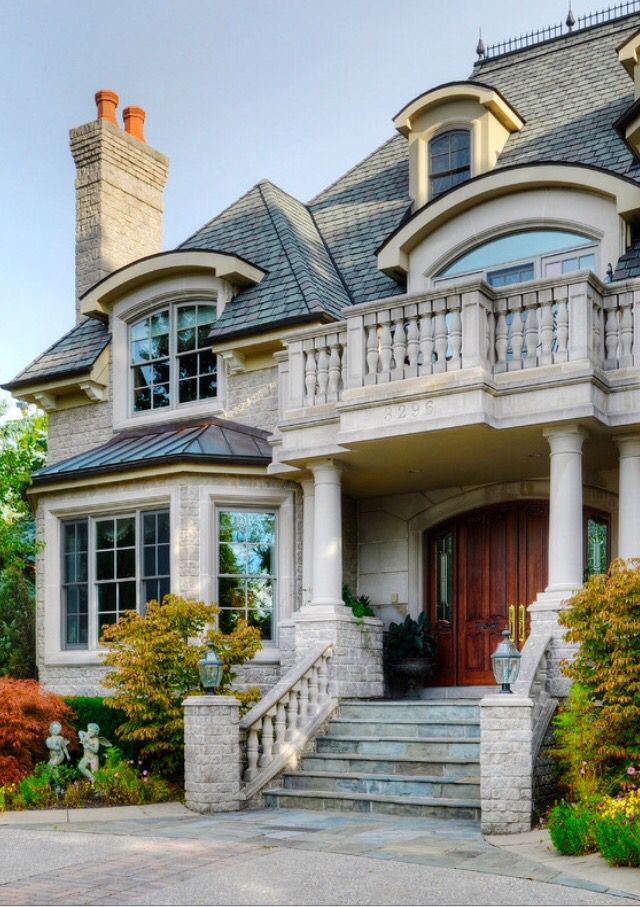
[
  {"x1": 123, "y1": 106, "x2": 146, "y2": 142},
  {"x1": 95, "y1": 89, "x2": 119, "y2": 126}
]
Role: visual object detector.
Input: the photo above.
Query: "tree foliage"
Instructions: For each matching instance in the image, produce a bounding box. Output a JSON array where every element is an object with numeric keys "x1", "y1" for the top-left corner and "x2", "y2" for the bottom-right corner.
[
  {"x1": 557, "y1": 559, "x2": 640, "y2": 789},
  {"x1": 0, "y1": 678, "x2": 76, "y2": 784},
  {"x1": 100, "y1": 595, "x2": 262, "y2": 777},
  {"x1": 0, "y1": 403, "x2": 47, "y2": 678}
]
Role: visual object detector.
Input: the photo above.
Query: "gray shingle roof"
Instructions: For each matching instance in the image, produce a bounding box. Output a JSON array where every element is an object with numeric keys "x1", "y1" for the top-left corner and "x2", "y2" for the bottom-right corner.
[
  {"x1": 33, "y1": 417, "x2": 272, "y2": 484},
  {"x1": 3, "y1": 317, "x2": 110, "y2": 391},
  {"x1": 614, "y1": 238, "x2": 640, "y2": 279},
  {"x1": 11, "y1": 12, "x2": 640, "y2": 381}
]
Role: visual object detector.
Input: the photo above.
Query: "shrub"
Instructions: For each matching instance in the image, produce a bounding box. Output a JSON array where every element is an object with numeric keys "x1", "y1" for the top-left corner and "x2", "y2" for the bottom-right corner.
[
  {"x1": 384, "y1": 613, "x2": 436, "y2": 661},
  {"x1": 64, "y1": 696, "x2": 139, "y2": 762},
  {"x1": 342, "y1": 585, "x2": 375, "y2": 619},
  {"x1": 92, "y1": 749, "x2": 171, "y2": 805},
  {"x1": 552, "y1": 684, "x2": 606, "y2": 801},
  {"x1": 101, "y1": 595, "x2": 261, "y2": 778},
  {"x1": 0, "y1": 679, "x2": 76, "y2": 784},
  {"x1": 12, "y1": 762, "x2": 79, "y2": 810},
  {"x1": 594, "y1": 814, "x2": 640, "y2": 867},
  {"x1": 0, "y1": 565, "x2": 36, "y2": 679},
  {"x1": 548, "y1": 801, "x2": 598, "y2": 855},
  {"x1": 558, "y1": 560, "x2": 640, "y2": 786}
]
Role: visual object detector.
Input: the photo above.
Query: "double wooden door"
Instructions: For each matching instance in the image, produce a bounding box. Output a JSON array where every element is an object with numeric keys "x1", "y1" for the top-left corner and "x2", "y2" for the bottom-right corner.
[{"x1": 424, "y1": 502, "x2": 548, "y2": 686}]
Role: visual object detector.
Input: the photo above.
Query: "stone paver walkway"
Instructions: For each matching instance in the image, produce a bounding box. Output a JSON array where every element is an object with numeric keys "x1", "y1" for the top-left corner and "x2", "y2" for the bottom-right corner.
[{"x1": 0, "y1": 806, "x2": 638, "y2": 905}]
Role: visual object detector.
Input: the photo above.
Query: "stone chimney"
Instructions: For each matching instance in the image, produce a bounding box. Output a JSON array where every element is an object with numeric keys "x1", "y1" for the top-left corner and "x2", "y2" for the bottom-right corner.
[{"x1": 70, "y1": 90, "x2": 170, "y2": 320}]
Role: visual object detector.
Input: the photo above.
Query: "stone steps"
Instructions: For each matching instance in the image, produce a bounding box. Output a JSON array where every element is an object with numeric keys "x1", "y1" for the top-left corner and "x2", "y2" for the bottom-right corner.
[{"x1": 264, "y1": 698, "x2": 482, "y2": 820}]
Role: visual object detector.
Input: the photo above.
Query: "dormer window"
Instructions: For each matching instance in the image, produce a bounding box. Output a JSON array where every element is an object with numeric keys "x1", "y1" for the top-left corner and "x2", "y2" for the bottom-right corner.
[
  {"x1": 130, "y1": 301, "x2": 217, "y2": 413},
  {"x1": 429, "y1": 130, "x2": 470, "y2": 199}
]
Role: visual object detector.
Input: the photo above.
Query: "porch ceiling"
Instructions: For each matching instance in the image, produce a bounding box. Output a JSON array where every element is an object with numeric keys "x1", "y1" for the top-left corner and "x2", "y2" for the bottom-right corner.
[{"x1": 336, "y1": 422, "x2": 616, "y2": 497}]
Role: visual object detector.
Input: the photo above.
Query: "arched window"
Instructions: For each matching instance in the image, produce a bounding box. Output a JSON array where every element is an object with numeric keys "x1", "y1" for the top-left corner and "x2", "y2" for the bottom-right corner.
[
  {"x1": 429, "y1": 130, "x2": 471, "y2": 199},
  {"x1": 435, "y1": 229, "x2": 598, "y2": 289}
]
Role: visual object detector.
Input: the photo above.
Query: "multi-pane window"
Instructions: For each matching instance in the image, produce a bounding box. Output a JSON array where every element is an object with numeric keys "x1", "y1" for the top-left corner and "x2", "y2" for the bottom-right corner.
[
  {"x1": 435, "y1": 531, "x2": 454, "y2": 624},
  {"x1": 130, "y1": 302, "x2": 217, "y2": 414},
  {"x1": 429, "y1": 130, "x2": 471, "y2": 199},
  {"x1": 61, "y1": 509, "x2": 170, "y2": 648},
  {"x1": 217, "y1": 510, "x2": 276, "y2": 640},
  {"x1": 585, "y1": 517, "x2": 609, "y2": 580},
  {"x1": 62, "y1": 521, "x2": 88, "y2": 647}
]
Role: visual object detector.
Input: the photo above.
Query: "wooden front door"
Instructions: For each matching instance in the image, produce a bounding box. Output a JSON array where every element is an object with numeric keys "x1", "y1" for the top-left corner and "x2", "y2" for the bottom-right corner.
[{"x1": 425, "y1": 501, "x2": 549, "y2": 686}]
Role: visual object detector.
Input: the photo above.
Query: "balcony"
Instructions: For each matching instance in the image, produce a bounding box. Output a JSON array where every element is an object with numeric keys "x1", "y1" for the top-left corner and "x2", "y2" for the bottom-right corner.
[{"x1": 274, "y1": 272, "x2": 640, "y2": 465}]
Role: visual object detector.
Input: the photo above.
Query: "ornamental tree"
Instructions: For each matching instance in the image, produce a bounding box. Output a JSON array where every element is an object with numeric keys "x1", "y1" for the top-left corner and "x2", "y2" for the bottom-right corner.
[{"x1": 101, "y1": 595, "x2": 261, "y2": 777}]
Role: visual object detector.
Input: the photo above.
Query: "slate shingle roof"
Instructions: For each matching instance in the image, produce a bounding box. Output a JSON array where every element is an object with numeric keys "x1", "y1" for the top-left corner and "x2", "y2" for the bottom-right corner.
[
  {"x1": 3, "y1": 317, "x2": 110, "y2": 390},
  {"x1": 613, "y1": 238, "x2": 640, "y2": 279},
  {"x1": 10, "y1": 12, "x2": 640, "y2": 383},
  {"x1": 32, "y1": 417, "x2": 272, "y2": 484}
]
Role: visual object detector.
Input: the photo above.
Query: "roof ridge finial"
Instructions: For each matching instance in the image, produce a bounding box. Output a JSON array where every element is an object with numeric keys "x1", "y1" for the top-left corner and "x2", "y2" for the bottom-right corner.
[
  {"x1": 476, "y1": 27, "x2": 486, "y2": 59},
  {"x1": 566, "y1": 6, "x2": 576, "y2": 30}
]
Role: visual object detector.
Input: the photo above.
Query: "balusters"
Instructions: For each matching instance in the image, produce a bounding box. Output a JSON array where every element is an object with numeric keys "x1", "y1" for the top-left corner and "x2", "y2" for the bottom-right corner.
[
  {"x1": 509, "y1": 297, "x2": 524, "y2": 370},
  {"x1": 391, "y1": 315, "x2": 407, "y2": 378},
  {"x1": 273, "y1": 699, "x2": 287, "y2": 755},
  {"x1": 495, "y1": 301, "x2": 508, "y2": 371},
  {"x1": 523, "y1": 295, "x2": 539, "y2": 369},
  {"x1": 286, "y1": 685, "x2": 299, "y2": 740},
  {"x1": 245, "y1": 727, "x2": 259, "y2": 781},
  {"x1": 433, "y1": 304, "x2": 448, "y2": 374},
  {"x1": 298, "y1": 675, "x2": 309, "y2": 725},
  {"x1": 419, "y1": 308, "x2": 434, "y2": 375},
  {"x1": 366, "y1": 324, "x2": 379, "y2": 381},
  {"x1": 448, "y1": 300, "x2": 462, "y2": 371},
  {"x1": 406, "y1": 315, "x2": 419, "y2": 376},
  {"x1": 307, "y1": 667, "x2": 319, "y2": 711},
  {"x1": 539, "y1": 291, "x2": 553, "y2": 366},
  {"x1": 604, "y1": 306, "x2": 620, "y2": 369},
  {"x1": 620, "y1": 297, "x2": 634, "y2": 368},
  {"x1": 316, "y1": 347, "x2": 329, "y2": 401},
  {"x1": 555, "y1": 297, "x2": 568, "y2": 362},
  {"x1": 317, "y1": 655, "x2": 329, "y2": 702},
  {"x1": 259, "y1": 712, "x2": 274, "y2": 768},
  {"x1": 327, "y1": 342, "x2": 341, "y2": 401},
  {"x1": 379, "y1": 320, "x2": 393, "y2": 380},
  {"x1": 304, "y1": 349, "x2": 317, "y2": 404}
]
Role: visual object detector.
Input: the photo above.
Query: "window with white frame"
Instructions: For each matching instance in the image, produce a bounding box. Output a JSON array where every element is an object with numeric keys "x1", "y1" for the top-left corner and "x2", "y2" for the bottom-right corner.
[
  {"x1": 435, "y1": 229, "x2": 598, "y2": 288},
  {"x1": 217, "y1": 509, "x2": 276, "y2": 640},
  {"x1": 61, "y1": 508, "x2": 170, "y2": 649},
  {"x1": 429, "y1": 130, "x2": 471, "y2": 199},
  {"x1": 129, "y1": 301, "x2": 217, "y2": 414}
]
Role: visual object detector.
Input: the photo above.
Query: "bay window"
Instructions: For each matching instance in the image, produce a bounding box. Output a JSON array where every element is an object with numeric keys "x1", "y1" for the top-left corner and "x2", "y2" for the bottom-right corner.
[
  {"x1": 61, "y1": 508, "x2": 170, "y2": 649},
  {"x1": 130, "y1": 301, "x2": 217, "y2": 414}
]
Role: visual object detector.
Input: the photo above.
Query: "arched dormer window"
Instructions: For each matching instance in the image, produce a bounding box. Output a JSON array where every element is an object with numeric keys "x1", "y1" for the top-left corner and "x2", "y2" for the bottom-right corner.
[
  {"x1": 129, "y1": 301, "x2": 217, "y2": 413},
  {"x1": 429, "y1": 130, "x2": 470, "y2": 199},
  {"x1": 434, "y1": 229, "x2": 598, "y2": 289}
]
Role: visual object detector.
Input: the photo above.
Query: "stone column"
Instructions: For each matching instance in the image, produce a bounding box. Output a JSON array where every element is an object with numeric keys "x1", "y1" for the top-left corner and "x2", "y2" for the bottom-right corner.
[
  {"x1": 301, "y1": 477, "x2": 315, "y2": 607},
  {"x1": 616, "y1": 435, "x2": 640, "y2": 559},
  {"x1": 543, "y1": 425, "x2": 587, "y2": 592},
  {"x1": 183, "y1": 695, "x2": 241, "y2": 814},
  {"x1": 310, "y1": 460, "x2": 343, "y2": 609},
  {"x1": 480, "y1": 696, "x2": 534, "y2": 834}
]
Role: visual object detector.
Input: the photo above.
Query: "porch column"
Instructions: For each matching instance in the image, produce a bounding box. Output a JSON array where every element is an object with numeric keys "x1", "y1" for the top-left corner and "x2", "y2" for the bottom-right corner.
[
  {"x1": 616, "y1": 435, "x2": 640, "y2": 559},
  {"x1": 543, "y1": 425, "x2": 587, "y2": 592},
  {"x1": 301, "y1": 477, "x2": 315, "y2": 606},
  {"x1": 310, "y1": 460, "x2": 344, "y2": 609}
]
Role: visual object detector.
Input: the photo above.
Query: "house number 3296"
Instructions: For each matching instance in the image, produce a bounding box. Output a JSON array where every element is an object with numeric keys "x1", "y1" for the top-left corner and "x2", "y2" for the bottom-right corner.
[{"x1": 383, "y1": 400, "x2": 434, "y2": 421}]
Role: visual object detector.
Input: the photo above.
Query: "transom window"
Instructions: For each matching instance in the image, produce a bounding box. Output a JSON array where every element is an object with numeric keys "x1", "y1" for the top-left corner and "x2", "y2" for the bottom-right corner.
[
  {"x1": 130, "y1": 302, "x2": 217, "y2": 413},
  {"x1": 217, "y1": 510, "x2": 276, "y2": 641},
  {"x1": 436, "y1": 229, "x2": 598, "y2": 289},
  {"x1": 429, "y1": 130, "x2": 471, "y2": 199},
  {"x1": 61, "y1": 508, "x2": 170, "y2": 649}
]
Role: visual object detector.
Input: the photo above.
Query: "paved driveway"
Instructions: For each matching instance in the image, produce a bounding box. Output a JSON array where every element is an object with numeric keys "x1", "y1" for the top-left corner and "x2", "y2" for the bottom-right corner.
[{"x1": 0, "y1": 807, "x2": 637, "y2": 906}]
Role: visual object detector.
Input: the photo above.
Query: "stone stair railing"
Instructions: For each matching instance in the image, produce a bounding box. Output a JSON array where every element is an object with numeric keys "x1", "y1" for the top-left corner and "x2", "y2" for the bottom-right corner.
[
  {"x1": 513, "y1": 631, "x2": 558, "y2": 760},
  {"x1": 239, "y1": 642, "x2": 336, "y2": 802}
]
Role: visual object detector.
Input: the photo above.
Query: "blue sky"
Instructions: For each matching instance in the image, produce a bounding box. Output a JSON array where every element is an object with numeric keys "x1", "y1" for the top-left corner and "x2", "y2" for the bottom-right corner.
[{"x1": 0, "y1": 0, "x2": 571, "y2": 412}]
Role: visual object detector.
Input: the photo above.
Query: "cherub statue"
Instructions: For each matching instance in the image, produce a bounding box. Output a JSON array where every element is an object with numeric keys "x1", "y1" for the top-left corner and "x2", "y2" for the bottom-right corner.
[
  {"x1": 45, "y1": 721, "x2": 70, "y2": 767},
  {"x1": 78, "y1": 723, "x2": 111, "y2": 783}
]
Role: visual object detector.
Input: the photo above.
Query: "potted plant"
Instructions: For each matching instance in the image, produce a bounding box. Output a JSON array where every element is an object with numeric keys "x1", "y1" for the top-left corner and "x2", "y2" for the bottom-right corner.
[{"x1": 384, "y1": 613, "x2": 436, "y2": 698}]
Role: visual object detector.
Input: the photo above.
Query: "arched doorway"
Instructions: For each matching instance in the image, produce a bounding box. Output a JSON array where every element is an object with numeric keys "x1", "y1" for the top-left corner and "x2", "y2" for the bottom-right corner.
[{"x1": 424, "y1": 501, "x2": 609, "y2": 686}]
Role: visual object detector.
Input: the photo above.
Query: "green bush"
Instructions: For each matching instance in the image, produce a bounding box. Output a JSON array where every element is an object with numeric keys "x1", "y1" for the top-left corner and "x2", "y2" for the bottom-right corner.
[
  {"x1": 594, "y1": 814, "x2": 640, "y2": 866},
  {"x1": 548, "y1": 801, "x2": 598, "y2": 855},
  {"x1": 342, "y1": 585, "x2": 375, "y2": 618},
  {"x1": 64, "y1": 696, "x2": 139, "y2": 761},
  {"x1": 10, "y1": 762, "x2": 80, "y2": 810},
  {"x1": 93, "y1": 749, "x2": 171, "y2": 805}
]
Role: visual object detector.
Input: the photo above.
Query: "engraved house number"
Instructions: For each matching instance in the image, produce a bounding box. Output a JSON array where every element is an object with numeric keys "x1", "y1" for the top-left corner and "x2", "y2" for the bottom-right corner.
[{"x1": 383, "y1": 399, "x2": 435, "y2": 421}]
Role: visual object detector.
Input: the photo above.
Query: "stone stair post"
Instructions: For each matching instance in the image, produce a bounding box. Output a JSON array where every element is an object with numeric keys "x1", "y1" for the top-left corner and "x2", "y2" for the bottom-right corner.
[
  {"x1": 480, "y1": 695, "x2": 534, "y2": 834},
  {"x1": 183, "y1": 695, "x2": 241, "y2": 814}
]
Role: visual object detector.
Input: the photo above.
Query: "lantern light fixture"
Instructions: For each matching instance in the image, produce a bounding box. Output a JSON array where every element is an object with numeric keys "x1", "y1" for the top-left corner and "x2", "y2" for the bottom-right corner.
[
  {"x1": 491, "y1": 629, "x2": 522, "y2": 694},
  {"x1": 198, "y1": 641, "x2": 224, "y2": 695}
]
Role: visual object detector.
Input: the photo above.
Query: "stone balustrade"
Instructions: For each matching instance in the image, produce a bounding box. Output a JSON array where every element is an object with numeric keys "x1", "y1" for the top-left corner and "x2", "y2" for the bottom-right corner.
[{"x1": 279, "y1": 274, "x2": 640, "y2": 417}]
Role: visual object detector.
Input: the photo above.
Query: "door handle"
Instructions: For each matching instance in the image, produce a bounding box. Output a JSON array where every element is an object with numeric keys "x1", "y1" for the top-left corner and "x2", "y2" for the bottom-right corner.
[
  {"x1": 519, "y1": 604, "x2": 527, "y2": 647},
  {"x1": 508, "y1": 604, "x2": 516, "y2": 640}
]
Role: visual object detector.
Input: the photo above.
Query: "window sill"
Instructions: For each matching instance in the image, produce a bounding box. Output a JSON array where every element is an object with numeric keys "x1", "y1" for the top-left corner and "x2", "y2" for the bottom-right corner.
[
  {"x1": 45, "y1": 650, "x2": 106, "y2": 667},
  {"x1": 113, "y1": 399, "x2": 225, "y2": 432}
]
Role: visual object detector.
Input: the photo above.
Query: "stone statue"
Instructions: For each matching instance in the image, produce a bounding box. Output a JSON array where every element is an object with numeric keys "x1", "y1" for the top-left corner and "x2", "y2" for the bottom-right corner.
[
  {"x1": 45, "y1": 721, "x2": 70, "y2": 767},
  {"x1": 78, "y1": 723, "x2": 111, "y2": 783}
]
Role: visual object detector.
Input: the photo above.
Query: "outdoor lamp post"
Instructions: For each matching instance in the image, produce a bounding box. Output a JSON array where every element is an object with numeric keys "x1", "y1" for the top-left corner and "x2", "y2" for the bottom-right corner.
[
  {"x1": 198, "y1": 641, "x2": 224, "y2": 695},
  {"x1": 491, "y1": 629, "x2": 521, "y2": 694}
]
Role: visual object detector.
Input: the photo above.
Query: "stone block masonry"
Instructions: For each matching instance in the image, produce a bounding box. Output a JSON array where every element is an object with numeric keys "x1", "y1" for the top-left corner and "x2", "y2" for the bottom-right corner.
[
  {"x1": 183, "y1": 695, "x2": 242, "y2": 813},
  {"x1": 480, "y1": 695, "x2": 534, "y2": 834}
]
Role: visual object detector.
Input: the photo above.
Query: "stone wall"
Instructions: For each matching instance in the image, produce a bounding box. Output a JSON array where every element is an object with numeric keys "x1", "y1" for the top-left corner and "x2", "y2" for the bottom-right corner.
[
  {"x1": 226, "y1": 366, "x2": 279, "y2": 433},
  {"x1": 480, "y1": 696, "x2": 534, "y2": 834},
  {"x1": 183, "y1": 696, "x2": 241, "y2": 813}
]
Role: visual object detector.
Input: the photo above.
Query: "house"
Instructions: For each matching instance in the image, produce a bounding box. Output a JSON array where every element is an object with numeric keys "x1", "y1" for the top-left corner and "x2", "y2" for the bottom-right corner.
[{"x1": 7, "y1": 4, "x2": 640, "y2": 832}]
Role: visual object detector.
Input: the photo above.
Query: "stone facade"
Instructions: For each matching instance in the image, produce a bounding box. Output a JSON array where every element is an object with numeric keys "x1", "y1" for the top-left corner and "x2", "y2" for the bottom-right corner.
[
  {"x1": 226, "y1": 366, "x2": 279, "y2": 433},
  {"x1": 480, "y1": 696, "x2": 534, "y2": 835},
  {"x1": 183, "y1": 696, "x2": 242, "y2": 813}
]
